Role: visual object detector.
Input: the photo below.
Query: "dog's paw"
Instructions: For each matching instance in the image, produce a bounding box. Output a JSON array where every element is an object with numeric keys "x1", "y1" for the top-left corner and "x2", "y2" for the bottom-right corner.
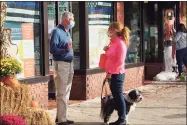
[
  {"x1": 126, "y1": 121, "x2": 131, "y2": 125},
  {"x1": 126, "y1": 122, "x2": 130, "y2": 125},
  {"x1": 102, "y1": 122, "x2": 108, "y2": 125}
]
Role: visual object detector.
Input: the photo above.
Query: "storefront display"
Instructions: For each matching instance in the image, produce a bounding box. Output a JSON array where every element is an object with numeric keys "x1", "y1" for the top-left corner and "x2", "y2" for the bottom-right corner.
[
  {"x1": 4, "y1": 2, "x2": 41, "y2": 78},
  {"x1": 2, "y1": 1, "x2": 184, "y2": 102},
  {"x1": 124, "y1": 2, "x2": 141, "y2": 64},
  {"x1": 47, "y1": 2, "x2": 80, "y2": 71},
  {"x1": 88, "y1": 1, "x2": 113, "y2": 69}
]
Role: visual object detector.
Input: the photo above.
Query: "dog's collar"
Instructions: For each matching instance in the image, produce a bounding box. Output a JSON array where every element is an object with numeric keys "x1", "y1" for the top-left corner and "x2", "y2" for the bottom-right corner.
[{"x1": 125, "y1": 95, "x2": 134, "y2": 104}]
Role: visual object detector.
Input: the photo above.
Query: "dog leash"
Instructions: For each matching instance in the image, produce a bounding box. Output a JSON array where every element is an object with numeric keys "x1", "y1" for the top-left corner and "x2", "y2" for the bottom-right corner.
[{"x1": 101, "y1": 78, "x2": 111, "y2": 100}]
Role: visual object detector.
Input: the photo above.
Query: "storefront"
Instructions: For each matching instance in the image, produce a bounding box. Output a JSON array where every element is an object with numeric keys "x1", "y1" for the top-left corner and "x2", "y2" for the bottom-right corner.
[
  {"x1": 2, "y1": 1, "x2": 185, "y2": 108},
  {"x1": 47, "y1": 1, "x2": 145, "y2": 100},
  {"x1": 2, "y1": 2, "x2": 49, "y2": 109},
  {"x1": 47, "y1": 1, "x2": 186, "y2": 99},
  {"x1": 0, "y1": 1, "x2": 153, "y2": 106},
  {"x1": 143, "y1": 1, "x2": 181, "y2": 79}
]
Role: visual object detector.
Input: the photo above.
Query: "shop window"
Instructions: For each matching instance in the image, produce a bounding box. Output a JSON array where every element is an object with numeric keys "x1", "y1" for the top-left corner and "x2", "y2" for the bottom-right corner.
[
  {"x1": 48, "y1": 2, "x2": 80, "y2": 72},
  {"x1": 58, "y1": 2, "x2": 70, "y2": 23},
  {"x1": 72, "y1": 2, "x2": 80, "y2": 70},
  {"x1": 4, "y1": 2, "x2": 42, "y2": 78},
  {"x1": 47, "y1": 2, "x2": 56, "y2": 74},
  {"x1": 88, "y1": 1, "x2": 114, "y2": 69},
  {"x1": 143, "y1": 2, "x2": 159, "y2": 63},
  {"x1": 124, "y1": 2, "x2": 141, "y2": 64}
]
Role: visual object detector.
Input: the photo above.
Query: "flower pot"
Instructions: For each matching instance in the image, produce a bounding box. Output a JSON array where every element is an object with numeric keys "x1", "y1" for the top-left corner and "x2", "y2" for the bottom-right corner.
[{"x1": 1, "y1": 76, "x2": 20, "y2": 88}]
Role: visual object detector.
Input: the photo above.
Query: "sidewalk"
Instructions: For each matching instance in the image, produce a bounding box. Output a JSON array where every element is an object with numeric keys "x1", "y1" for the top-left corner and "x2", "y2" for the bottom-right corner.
[{"x1": 48, "y1": 83, "x2": 186, "y2": 125}]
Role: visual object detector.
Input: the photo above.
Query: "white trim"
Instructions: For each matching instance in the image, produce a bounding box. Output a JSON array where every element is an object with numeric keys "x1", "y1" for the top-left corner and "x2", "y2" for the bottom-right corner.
[
  {"x1": 88, "y1": 14, "x2": 111, "y2": 18},
  {"x1": 88, "y1": 20, "x2": 110, "y2": 25},
  {"x1": 89, "y1": 25, "x2": 108, "y2": 29},
  {"x1": 97, "y1": 2, "x2": 112, "y2": 7},
  {"x1": 6, "y1": 16, "x2": 39, "y2": 23},
  {"x1": 7, "y1": 8, "x2": 40, "y2": 15}
]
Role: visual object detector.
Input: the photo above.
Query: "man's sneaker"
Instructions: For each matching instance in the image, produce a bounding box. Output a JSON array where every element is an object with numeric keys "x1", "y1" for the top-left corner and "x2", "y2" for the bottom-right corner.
[
  {"x1": 176, "y1": 76, "x2": 180, "y2": 80},
  {"x1": 67, "y1": 119, "x2": 74, "y2": 124},
  {"x1": 56, "y1": 119, "x2": 74, "y2": 124},
  {"x1": 58, "y1": 121, "x2": 68, "y2": 125},
  {"x1": 109, "y1": 123, "x2": 126, "y2": 125}
]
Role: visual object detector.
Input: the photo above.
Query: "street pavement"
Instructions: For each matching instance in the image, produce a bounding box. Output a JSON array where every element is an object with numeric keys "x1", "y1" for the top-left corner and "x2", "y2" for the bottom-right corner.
[{"x1": 48, "y1": 83, "x2": 186, "y2": 125}]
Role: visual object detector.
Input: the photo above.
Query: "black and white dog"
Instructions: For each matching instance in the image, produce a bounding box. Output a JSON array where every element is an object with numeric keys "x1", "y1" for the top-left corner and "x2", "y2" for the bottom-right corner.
[{"x1": 100, "y1": 89, "x2": 143, "y2": 124}]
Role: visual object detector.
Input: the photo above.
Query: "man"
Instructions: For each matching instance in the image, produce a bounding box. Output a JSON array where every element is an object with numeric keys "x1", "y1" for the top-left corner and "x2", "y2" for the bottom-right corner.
[{"x1": 50, "y1": 11, "x2": 75, "y2": 125}]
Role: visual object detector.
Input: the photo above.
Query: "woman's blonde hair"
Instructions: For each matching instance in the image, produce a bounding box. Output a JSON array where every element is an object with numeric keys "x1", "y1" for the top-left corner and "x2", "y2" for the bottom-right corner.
[{"x1": 109, "y1": 22, "x2": 131, "y2": 46}]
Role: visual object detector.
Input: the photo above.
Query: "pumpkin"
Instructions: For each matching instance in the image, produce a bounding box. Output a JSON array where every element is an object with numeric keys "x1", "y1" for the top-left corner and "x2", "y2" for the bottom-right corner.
[
  {"x1": 31, "y1": 96, "x2": 38, "y2": 108},
  {"x1": 10, "y1": 77, "x2": 20, "y2": 88}
]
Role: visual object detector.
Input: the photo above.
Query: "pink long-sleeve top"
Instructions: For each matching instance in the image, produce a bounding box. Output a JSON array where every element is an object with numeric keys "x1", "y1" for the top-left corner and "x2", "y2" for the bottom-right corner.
[{"x1": 105, "y1": 37, "x2": 127, "y2": 74}]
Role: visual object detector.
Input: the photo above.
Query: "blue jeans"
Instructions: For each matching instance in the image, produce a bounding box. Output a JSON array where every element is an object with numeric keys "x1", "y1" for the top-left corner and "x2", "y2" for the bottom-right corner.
[
  {"x1": 110, "y1": 73, "x2": 125, "y2": 123},
  {"x1": 176, "y1": 47, "x2": 187, "y2": 76}
]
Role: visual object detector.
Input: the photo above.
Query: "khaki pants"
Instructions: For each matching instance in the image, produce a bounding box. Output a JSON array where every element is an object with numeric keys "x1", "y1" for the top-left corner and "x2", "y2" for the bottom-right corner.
[{"x1": 53, "y1": 61, "x2": 74, "y2": 123}]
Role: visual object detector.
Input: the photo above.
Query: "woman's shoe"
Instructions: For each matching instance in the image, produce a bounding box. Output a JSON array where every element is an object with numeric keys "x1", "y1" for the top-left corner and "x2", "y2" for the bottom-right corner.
[{"x1": 109, "y1": 120, "x2": 126, "y2": 125}]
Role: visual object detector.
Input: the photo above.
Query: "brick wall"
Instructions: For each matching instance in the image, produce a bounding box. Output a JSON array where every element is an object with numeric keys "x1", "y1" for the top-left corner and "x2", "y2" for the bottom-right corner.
[
  {"x1": 70, "y1": 2, "x2": 145, "y2": 100},
  {"x1": 27, "y1": 82, "x2": 48, "y2": 109},
  {"x1": 124, "y1": 66, "x2": 144, "y2": 90},
  {"x1": 70, "y1": 75, "x2": 86, "y2": 100},
  {"x1": 86, "y1": 73, "x2": 106, "y2": 99},
  {"x1": 117, "y1": 2, "x2": 124, "y2": 25},
  {"x1": 145, "y1": 63, "x2": 164, "y2": 80},
  {"x1": 85, "y1": 66, "x2": 144, "y2": 99}
]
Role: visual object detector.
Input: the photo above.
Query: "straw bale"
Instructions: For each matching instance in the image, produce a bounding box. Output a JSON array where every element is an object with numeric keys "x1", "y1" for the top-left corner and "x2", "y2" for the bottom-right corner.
[
  {"x1": 19, "y1": 107, "x2": 54, "y2": 125},
  {"x1": 0, "y1": 84, "x2": 30, "y2": 115},
  {"x1": 0, "y1": 83, "x2": 54, "y2": 125}
]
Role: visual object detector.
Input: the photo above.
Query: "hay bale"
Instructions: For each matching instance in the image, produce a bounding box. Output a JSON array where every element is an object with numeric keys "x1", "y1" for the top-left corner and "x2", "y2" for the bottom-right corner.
[
  {"x1": 19, "y1": 107, "x2": 54, "y2": 125},
  {"x1": 0, "y1": 83, "x2": 54, "y2": 125},
  {"x1": 0, "y1": 84, "x2": 30, "y2": 115}
]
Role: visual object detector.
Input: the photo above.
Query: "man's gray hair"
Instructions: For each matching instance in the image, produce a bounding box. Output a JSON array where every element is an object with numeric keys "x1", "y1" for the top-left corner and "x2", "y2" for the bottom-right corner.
[{"x1": 61, "y1": 11, "x2": 74, "y2": 21}]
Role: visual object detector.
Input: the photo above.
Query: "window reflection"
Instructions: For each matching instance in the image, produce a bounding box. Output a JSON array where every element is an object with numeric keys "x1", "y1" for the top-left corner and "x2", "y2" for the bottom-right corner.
[
  {"x1": 88, "y1": 2, "x2": 114, "y2": 68},
  {"x1": 124, "y1": 2, "x2": 141, "y2": 63}
]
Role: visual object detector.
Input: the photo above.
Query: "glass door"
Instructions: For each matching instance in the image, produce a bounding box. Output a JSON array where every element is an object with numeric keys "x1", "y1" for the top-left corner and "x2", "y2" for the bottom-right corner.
[
  {"x1": 58, "y1": 2, "x2": 70, "y2": 23},
  {"x1": 144, "y1": 2, "x2": 159, "y2": 63}
]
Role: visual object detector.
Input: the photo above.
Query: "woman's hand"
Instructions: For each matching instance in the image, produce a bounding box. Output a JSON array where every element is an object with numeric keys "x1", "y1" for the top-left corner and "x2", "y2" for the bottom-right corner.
[
  {"x1": 105, "y1": 73, "x2": 111, "y2": 79},
  {"x1": 103, "y1": 46, "x2": 109, "y2": 52}
]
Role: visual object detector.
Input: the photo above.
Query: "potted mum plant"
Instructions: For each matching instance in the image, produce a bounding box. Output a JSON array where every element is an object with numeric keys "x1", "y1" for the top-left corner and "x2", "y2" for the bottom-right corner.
[
  {"x1": 0, "y1": 57, "x2": 22, "y2": 88},
  {"x1": 0, "y1": 114, "x2": 26, "y2": 125}
]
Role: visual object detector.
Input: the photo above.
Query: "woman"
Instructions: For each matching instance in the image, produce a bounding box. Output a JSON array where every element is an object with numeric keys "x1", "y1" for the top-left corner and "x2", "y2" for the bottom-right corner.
[
  {"x1": 172, "y1": 23, "x2": 187, "y2": 77},
  {"x1": 103, "y1": 22, "x2": 130, "y2": 125}
]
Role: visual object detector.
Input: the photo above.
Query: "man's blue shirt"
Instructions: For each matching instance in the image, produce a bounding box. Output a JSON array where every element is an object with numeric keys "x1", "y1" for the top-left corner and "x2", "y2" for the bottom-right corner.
[{"x1": 50, "y1": 24, "x2": 73, "y2": 62}]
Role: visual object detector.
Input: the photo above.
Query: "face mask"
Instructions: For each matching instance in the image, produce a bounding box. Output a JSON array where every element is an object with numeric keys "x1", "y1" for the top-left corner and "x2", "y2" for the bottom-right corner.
[{"x1": 68, "y1": 21, "x2": 75, "y2": 29}]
